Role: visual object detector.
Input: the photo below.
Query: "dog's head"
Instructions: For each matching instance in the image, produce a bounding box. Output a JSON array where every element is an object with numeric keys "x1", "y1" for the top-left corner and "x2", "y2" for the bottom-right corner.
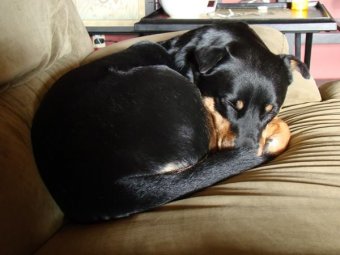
[{"x1": 171, "y1": 23, "x2": 310, "y2": 150}]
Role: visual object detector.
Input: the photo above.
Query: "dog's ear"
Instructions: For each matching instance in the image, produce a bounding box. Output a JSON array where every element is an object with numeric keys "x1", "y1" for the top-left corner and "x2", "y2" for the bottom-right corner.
[
  {"x1": 280, "y1": 54, "x2": 310, "y2": 80},
  {"x1": 195, "y1": 47, "x2": 226, "y2": 74}
]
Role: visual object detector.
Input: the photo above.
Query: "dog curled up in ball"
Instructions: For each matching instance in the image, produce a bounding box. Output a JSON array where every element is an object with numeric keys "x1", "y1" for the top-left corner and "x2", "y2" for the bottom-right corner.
[{"x1": 31, "y1": 23, "x2": 309, "y2": 222}]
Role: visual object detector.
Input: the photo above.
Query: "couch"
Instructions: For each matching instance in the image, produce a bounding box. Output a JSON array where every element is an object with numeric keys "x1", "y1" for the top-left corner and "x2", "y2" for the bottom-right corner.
[{"x1": 1, "y1": 1, "x2": 340, "y2": 254}]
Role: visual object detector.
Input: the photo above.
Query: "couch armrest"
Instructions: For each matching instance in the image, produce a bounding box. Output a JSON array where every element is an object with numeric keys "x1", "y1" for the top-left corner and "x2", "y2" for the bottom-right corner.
[{"x1": 319, "y1": 80, "x2": 340, "y2": 100}]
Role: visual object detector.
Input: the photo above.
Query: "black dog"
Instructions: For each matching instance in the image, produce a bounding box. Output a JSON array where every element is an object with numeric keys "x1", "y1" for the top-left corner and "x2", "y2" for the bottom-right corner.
[{"x1": 31, "y1": 23, "x2": 309, "y2": 222}]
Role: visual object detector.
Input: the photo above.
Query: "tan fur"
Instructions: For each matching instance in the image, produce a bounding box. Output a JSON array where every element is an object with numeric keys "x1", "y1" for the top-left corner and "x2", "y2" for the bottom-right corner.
[
  {"x1": 202, "y1": 97, "x2": 290, "y2": 156},
  {"x1": 236, "y1": 100, "x2": 244, "y2": 110},
  {"x1": 290, "y1": 59, "x2": 298, "y2": 71},
  {"x1": 265, "y1": 104, "x2": 273, "y2": 113},
  {"x1": 258, "y1": 117, "x2": 291, "y2": 156},
  {"x1": 202, "y1": 97, "x2": 235, "y2": 151}
]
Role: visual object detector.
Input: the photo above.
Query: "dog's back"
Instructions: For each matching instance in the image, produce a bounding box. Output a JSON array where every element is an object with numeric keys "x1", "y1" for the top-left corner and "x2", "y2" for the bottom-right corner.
[
  {"x1": 32, "y1": 42, "x2": 215, "y2": 221},
  {"x1": 32, "y1": 29, "x2": 272, "y2": 222}
]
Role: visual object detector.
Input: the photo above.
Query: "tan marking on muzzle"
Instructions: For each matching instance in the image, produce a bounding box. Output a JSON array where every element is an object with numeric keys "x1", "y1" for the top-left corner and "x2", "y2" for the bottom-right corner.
[
  {"x1": 202, "y1": 97, "x2": 235, "y2": 151},
  {"x1": 258, "y1": 117, "x2": 291, "y2": 156}
]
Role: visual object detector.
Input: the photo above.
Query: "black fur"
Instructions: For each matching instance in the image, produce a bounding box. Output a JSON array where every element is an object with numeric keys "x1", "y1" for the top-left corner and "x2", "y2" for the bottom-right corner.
[{"x1": 31, "y1": 23, "x2": 309, "y2": 222}]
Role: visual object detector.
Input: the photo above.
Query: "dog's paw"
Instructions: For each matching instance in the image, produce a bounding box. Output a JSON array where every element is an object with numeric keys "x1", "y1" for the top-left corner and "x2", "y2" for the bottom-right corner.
[{"x1": 258, "y1": 117, "x2": 291, "y2": 156}]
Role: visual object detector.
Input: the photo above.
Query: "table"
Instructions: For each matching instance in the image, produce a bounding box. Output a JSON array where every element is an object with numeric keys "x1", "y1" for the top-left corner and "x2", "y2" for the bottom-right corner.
[{"x1": 134, "y1": 2, "x2": 337, "y2": 68}]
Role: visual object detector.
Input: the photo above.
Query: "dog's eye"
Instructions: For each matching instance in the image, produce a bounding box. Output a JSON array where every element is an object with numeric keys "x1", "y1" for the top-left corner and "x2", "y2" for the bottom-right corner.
[{"x1": 265, "y1": 104, "x2": 273, "y2": 113}]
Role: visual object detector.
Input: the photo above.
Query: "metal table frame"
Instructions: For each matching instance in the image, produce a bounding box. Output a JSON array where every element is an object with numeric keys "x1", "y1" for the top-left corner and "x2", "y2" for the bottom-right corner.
[{"x1": 134, "y1": 2, "x2": 337, "y2": 68}]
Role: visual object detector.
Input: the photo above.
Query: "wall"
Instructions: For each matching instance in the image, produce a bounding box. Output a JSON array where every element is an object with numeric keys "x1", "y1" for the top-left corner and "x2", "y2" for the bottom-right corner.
[{"x1": 309, "y1": 0, "x2": 340, "y2": 83}]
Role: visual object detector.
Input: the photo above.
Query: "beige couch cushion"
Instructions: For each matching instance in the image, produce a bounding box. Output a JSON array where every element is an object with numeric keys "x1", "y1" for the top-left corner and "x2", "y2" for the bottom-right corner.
[
  {"x1": 0, "y1": 1, "x2": 93, "y2": 255},
  {"x1": 83, "y1": 25, "x2": 321, "y2": 108},
  {"x1": 0, "y1": 0, "x2": 92, "y2": 91},
  {"x1": 320, "y1": 80, "x2": 340, "y2": 100}
]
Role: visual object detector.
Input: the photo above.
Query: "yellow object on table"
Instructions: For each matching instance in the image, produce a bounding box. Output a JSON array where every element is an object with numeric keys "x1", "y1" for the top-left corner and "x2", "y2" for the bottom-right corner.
[{"x1": 291, "y1": 0, "x2": 309, "y2": 11}]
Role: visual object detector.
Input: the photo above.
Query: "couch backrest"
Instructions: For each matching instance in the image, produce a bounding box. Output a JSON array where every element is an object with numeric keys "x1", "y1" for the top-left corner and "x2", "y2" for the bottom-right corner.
[{"x1": 0, "y1": 1, "x2": 93, "y2": 254}]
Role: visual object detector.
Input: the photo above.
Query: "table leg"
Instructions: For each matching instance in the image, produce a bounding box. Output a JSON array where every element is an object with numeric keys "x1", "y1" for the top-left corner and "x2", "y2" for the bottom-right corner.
[
  {"x1": 295, "y1": 33, "x2": 301, "y2": 60},
  {"x1": 304, "y1": 33, "x2": 313, "y2": 69}
]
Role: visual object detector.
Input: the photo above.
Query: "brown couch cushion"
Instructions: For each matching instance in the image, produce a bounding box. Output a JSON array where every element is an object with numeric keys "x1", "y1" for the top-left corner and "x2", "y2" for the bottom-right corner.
[
  {"x1": 0, "y1": 1, "x2": 93, "y2": 255},
  {"x1": 0, "y1": 0, "x2": 93, "y2": 91},
  {"x1": 319, "y1": 80, "x2": 340, "y2": 100}
]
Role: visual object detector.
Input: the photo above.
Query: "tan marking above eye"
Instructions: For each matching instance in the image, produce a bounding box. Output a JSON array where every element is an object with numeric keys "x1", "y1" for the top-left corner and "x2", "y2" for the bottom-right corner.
[
  {"x1": 265, "y1": 104, "x2": 273, "y2": 113},
  {"x1": 235, "y1": 100, "x2": 244, "y2": 110}
]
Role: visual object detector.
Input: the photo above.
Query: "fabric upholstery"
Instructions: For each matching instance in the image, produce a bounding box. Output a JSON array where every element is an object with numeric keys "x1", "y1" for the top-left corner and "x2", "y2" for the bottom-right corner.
[
  {"x1": 0, "y1": 0, "x2": 92, "y2": 91},
  {"x1": 319, "y1": 80, "x2": 340, "y2": 100},
  {"x1": 0, "y1": 1, "x2": 93, "y2": 254}
]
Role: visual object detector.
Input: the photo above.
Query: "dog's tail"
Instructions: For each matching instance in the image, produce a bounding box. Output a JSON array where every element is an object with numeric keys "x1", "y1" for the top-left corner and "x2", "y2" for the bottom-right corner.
[{"x1": 74, "y1": 148, "x2": 268, "y2": 222}]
